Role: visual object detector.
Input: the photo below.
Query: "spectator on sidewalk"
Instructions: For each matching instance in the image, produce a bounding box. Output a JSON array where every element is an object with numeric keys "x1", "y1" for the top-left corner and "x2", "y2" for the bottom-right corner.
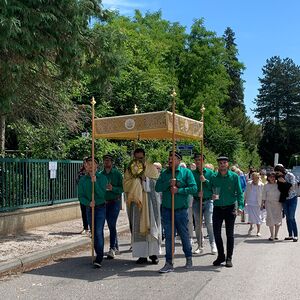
[
  {"x1": 76, "y1": 157, "x2": 89, "y2": 235},
  {"x1": 78, "y1": 157, "x2": 107, "y2": 268},
  {"x1": 101, "y1": 154, "x2": 123, "y2": 259}
]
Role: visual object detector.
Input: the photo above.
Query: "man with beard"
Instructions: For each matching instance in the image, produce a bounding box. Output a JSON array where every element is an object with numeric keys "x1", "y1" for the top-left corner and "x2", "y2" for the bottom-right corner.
[{"x1": 123, "y1": 148, "x2": 161, "y2": 264}]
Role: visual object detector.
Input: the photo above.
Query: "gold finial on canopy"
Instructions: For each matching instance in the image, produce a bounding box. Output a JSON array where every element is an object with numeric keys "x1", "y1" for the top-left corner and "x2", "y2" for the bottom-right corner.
[
  {"x1": 201, "y1": 104, "x2": 205, "y2": 114},
  {"x1": 91, "y1": 96, "x2": 96, "y2": 106},
  {"x1": 171, "y1": 88, "x2": 177, "y2": 98},
  {"x1": 134, "y1": 104, "x2": 138, "y2": 114},
  {"x1": 201, "y1": 104, "x2": 205, "y2": 121}
]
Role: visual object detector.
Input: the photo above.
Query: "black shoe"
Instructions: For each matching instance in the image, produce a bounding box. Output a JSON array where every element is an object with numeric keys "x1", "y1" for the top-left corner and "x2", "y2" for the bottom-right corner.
[
  {"x1": 225, "y1": 258, "x2": 233, "y2": 268},
  {"x1": 136, "y1": 257, "x2": 148, "y2": 264},
  {"x1": 213, "y1": 256, "x2": 225, "y2": 266},
  {"x1": 93, "y1": 260, "x2": 102, "y2": 268},
  {"x1": 284, "y1": 237, "x2": 293, "y2": 240},
  {"x1": 149, "y1": 255, "x2": 159, "y2": 265},
  {"x1": 293, "y1": 237, "x2": 298, "y2": 242}
]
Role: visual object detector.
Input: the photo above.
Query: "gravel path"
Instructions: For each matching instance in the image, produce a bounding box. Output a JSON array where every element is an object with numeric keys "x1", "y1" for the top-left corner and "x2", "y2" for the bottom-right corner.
[{"x1": 0, "y1": 210, "x2": 129, "y2": 263}]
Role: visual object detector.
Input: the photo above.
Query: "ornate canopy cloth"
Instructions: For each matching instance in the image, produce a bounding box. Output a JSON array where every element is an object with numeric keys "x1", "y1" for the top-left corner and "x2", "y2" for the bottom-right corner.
[{"x1": 94, "y1": 111, "x2": 203, "y2": 140}]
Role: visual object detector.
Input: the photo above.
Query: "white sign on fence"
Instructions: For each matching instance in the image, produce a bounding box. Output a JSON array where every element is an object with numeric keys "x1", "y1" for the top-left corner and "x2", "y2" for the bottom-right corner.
[
  {"x1": 49, "y1": 161, "x2": 57, "y2": 171},
  {"x1": 49, "y1": 161, "x2": 58, "y2": 179}
]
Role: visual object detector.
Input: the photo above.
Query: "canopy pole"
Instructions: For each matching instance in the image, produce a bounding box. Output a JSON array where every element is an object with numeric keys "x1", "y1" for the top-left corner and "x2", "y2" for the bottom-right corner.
[
  {"x1": 171, "y1": 89, "x2": 177, "y2": 263},
  {"x1": 199, "y1": 104, "x2": 205, "y2": 250},
  {"x1": 133, "y1": 104, "x2": 138, "y2": 150},
  {"x1": 91, "y1": 96, "x2": 96, "y2": 262}
]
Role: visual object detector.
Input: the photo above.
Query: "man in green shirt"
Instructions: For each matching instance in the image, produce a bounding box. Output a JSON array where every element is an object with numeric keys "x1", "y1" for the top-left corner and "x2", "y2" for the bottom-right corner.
[
  {"x1": 156, "y1": 151, "x2": 197, "y2": 273},
  {"x1": 192, "y1": 153, "x2": 217, "y2": 255},
  {"x1": 210, "y1": 156, "x2": 244, "y2": 268},
  {"x1": 101, "y1": 154, "x2": 123, "y2": 259},
  {"x1": 78, "y1": 157, "x2": 107, "y2": 268}
]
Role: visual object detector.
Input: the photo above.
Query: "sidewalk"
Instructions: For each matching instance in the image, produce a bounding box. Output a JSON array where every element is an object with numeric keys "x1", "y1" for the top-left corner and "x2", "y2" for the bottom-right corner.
[{"x1": 0, "y1": 209, "x2": 129, "y2": 275}]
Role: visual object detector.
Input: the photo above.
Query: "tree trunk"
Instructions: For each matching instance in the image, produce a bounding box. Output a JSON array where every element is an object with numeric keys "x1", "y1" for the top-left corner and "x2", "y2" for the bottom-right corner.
[{"x1": 0, "y1": 114, "x2": 5, "y2": 157}]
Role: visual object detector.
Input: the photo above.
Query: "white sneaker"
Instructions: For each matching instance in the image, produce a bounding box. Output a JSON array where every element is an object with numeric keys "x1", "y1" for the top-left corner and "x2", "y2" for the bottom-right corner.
[
  {"x1": 248, "y1": 228, "x2": 253, "y2": 236},
  {"x1": 80, "y1": 229, "x2": 88, "y2": 235},
  {"x1": 193, "y1": 247, "x2": 203, "y2": 254},
  {"x1": 257, "y1": 232, "x2": 261, "y2": 237},
  {"x1": 210, "y1": 242, "x2": 217, "y2": 255},
  {"x1": 190, "y1": 238, "x2": 194, "y2": 246},
  {"x1": 107, "y1": 249, "x2": 115, "y2": 259}
]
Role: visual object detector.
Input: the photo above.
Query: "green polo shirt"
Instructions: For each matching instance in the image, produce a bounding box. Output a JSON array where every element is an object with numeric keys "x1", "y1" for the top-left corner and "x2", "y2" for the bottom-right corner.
[
  {"x1": 192, "y1": 168, "x2": 214, "y2": 200},
  {"x1": 78, "y1": 171, "x2": 107, "y2": 206},
  {"x1": 100, "y1": 167, "x2": 123, "y2": 201},
  {"x1": 210, "y1": 170, "x2": 244, "y2": 210},
  {"x1": 155, "y1": 166, "x2": 197, "y2": 210}
]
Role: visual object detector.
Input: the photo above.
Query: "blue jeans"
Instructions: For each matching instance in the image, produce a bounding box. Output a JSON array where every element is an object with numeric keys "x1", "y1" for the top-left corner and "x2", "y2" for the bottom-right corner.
[
  {"x1": 86, "y1": 205, "x2": 106, "y2": 263},
  {"x1": 193, "y1": 199, "x2": 215, "y2": 245},
  {"x1": 283, "y1": 196, "x2": 298, "y2": 237},
  {"x1": 162, "y1": 207, "x2": 192, "y2": 264},
  {"x1": 106, "y1": 200, "x2": 121, "y2": 250}
]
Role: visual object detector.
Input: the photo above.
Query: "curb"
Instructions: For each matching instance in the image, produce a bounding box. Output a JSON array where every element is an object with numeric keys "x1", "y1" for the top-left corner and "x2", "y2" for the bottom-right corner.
[{"x1": 0, "y1": 224, "x2": 129, "y2": 275}]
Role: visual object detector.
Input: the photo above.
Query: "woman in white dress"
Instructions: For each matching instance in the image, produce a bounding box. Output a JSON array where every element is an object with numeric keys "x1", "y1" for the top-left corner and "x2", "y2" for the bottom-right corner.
[
  {"x1": 262, "y1": 172, "x2": 282, "y2": 241},
  {"x1": 244, "y1": 172, "x2": 264, "y2": 236}
]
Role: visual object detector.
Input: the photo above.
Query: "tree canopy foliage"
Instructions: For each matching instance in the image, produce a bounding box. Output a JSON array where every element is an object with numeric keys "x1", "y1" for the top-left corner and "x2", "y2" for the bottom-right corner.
[
  {"x1": 1, "y1": 4, "x2": 265, "y2": 170},
  {"x1": 254, "y1": 56, "x2": 300, "y2": 166}
]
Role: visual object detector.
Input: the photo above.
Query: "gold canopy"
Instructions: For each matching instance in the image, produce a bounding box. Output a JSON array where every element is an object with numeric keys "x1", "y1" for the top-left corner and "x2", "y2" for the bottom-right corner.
[{"x1": 94, "y1": 111, "x2": 203, "y2": 140}]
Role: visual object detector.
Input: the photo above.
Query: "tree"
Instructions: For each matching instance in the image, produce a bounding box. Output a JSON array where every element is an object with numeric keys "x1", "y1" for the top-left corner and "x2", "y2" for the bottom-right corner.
[
  {"x1": 178, "y1": 19, "x2": 231, "y2": 124},
  {"x1": 0, "y1": 0, "x2": 105, "y2": 155},
  {"x1": 254, "y1": 56, "x2": 300, "y2": 165},
  {"x1": 222, "y1": 27, "x2": 245, "y2": 113},
  {"x1": 105, "y1": 11, "x2": 186, "y2": 116}
]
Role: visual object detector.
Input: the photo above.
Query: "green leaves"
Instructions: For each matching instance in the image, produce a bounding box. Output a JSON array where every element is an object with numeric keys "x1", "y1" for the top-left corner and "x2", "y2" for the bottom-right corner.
[{"x1": 254, "y1": 56, "x2": 300, "y2": 166}]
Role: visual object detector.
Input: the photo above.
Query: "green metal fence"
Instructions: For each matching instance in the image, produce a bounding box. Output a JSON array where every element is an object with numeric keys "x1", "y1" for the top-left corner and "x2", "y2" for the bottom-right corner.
[{"x1": 0, "y1": 158, "x2": 82, "y2": 212}]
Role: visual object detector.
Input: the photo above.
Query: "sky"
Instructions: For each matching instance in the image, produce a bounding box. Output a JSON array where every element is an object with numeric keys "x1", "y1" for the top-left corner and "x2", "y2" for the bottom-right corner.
[{"x1": 102, "y1": 0, "x2": 300, "y2": 121}]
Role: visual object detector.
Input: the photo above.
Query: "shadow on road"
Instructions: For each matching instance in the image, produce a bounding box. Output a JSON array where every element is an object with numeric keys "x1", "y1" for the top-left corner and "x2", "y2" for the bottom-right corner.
[
  {"x1": 243, "y1": 239, "x2": 284, "y2": 244},
  {"x1": 28, "y1": 256, "x2": 142, "y2": 282},
  {"x1": 27, "y1": 244, "x2": 221, "y2": 282},
  {"x1": 48, "y1": 231, "x2": 82, "y2": 236}
]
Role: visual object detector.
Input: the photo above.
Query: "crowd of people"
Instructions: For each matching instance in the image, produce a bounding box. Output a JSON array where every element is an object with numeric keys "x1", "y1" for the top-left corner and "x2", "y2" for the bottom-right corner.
[{"x1": 76, "y1": 150, "x2": 299, "y2": 273}]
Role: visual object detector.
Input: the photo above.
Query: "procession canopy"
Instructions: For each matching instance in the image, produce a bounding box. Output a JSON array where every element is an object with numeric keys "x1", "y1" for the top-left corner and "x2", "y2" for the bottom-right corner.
[{"x1": 94, "y1": 111, "x2": 203, "y2": 140}]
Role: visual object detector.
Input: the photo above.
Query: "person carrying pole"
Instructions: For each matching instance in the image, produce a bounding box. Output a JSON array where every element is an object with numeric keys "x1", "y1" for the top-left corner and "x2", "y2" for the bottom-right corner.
[
  {"x1": 156, "y1": 151, "x2": 197, "y2": 273},
  {"x1": 78, "y1": 157, "x2": 107, "y2": 268},
  {"x1": 192, "y1": 153, "x2": 217, "y2": 255}
]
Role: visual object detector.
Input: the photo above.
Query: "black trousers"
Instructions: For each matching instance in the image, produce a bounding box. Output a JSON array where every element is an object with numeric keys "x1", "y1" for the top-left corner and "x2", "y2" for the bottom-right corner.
[
  {"x1": 213, "y1": 205, "x2": 236, "y2": 259},
  {"x1": 80, "y1": 203, "x2": 89, "y2": 230}
]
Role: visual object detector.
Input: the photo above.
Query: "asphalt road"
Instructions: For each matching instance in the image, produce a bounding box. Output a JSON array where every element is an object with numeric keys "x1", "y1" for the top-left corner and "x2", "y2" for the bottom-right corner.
[{"x1": 1, "y1": 204, "x2": 300, "y2": 300}]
